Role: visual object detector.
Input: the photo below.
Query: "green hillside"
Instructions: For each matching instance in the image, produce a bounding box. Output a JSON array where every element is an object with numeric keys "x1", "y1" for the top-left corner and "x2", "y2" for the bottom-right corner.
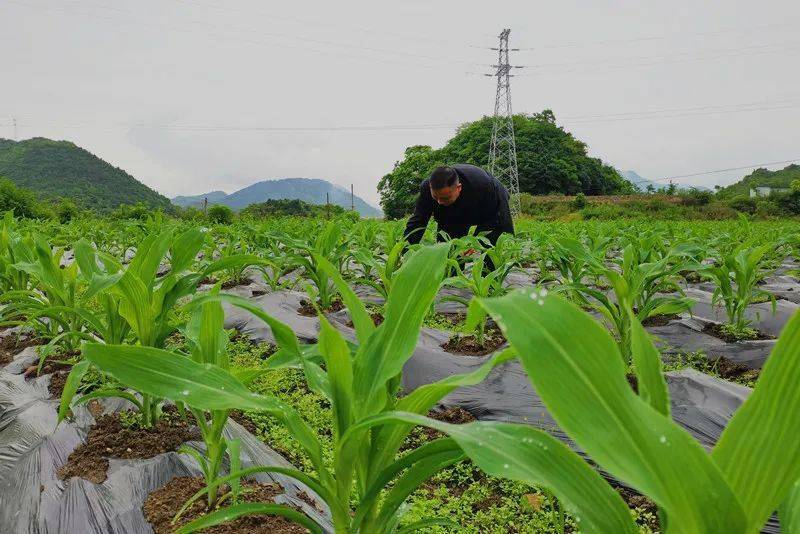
[
  {"x1": 720, "y1": 164, "x2": 800, "y2": 197},
  {"x1": 0, "y1": 137, "x2": 170, "y2": 211}
]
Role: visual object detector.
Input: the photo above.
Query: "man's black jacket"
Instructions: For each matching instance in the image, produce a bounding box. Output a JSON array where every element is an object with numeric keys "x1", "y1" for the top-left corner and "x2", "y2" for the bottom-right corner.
[{"x1": 404, "y1": 164, "x2": 514, "y2": 245}]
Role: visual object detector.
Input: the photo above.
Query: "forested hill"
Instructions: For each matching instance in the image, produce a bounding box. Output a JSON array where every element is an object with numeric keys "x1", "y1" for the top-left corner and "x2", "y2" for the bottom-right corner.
[
  {"x1": 0, "y1": 137, "x2": 171, "y2": 211},
  {"x1": 719, "y1": 164, "x2": 800, "y2": 197},
  {"x1": 173, "y1": 178, "x2": 382, "y2": 217},
  {"x1": 377, "y1": 111, "x2": 634, "y2": 218}
]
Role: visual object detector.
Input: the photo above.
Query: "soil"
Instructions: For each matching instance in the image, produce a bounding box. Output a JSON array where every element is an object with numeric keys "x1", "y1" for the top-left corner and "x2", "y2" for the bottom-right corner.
[
  {"x1": 702, "y1": 322, "x2": 774, "y2": 343},
  {"x1": 221, "y1": 278, "x2": 253, "y2": 290},
  {"x1": 144, "y1": 476, "x2": 308, "y2": 534},
  {"x1": 229, "y1": 410, "x2": 259, "y2": 435},
  {"x1": 199, "y1": 276, "x2": 218, "y2": 285},
  {"x1": 713, "y1": 356, "x2": 761, "y2": 383},
  {"x1": 441, "y1": 331, "x2": 507, "y2": 356},
  {"x1": 625, "y1": 373, "x2": 639, "y2": 394},
  {"x1": 405, "y1": 406, "x2": 477, "y2": 448},
  {"x1": 615, "y1": 485, "x2": 660, "y2": 531},
  {"x1": 0, "y1": 333, "x2": 41, "y2": 366},
  {"x1": 345, "y1": 312, "x2": 385, "y2": 328},
  {"x1": 641, "y1": 314, "x2": 681, "y2": 327},
  {"x1": 58, "y1": 408, "x2": 201, "y2": 484},
  {"x1": 251, "y1": 289, "x2": 267, "y2": 297},
  {"x1": 297, "y1": 299, "x2": 345, "y2": 317},
  {"x1": 23, "y1": 351, "x2": 79, "y2": 399}
]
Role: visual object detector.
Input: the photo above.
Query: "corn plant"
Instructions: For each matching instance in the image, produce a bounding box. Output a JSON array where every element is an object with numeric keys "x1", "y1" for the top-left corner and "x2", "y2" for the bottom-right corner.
[
  {"x1": 559, "y1": 241, "x2": 696, "y2": 364},
  {"x1": 285, "y1": 222, "x2": 345, "y2": 309},
  {"x1": 61, "y1": 226, "x2": 258, "y2": 427},
  {"x1": 79, "y1": 244, "x2": 513, "y2": 533},
  {"x1": 702, "y1": 243, "x2": 777, "y2": 339},
  {"x1": 397, "y1": 288, "x2": 800, "y2": 533},
  {"x1": 442, "y1": 252, "x2": 515, "y2": 346}
]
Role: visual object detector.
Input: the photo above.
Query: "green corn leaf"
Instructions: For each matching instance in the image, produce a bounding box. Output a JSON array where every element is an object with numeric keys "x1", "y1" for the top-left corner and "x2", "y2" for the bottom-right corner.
[
  {"x1": 780, "y1": 481, "x2": 800, "y2": 533},
  {"x1": 73, "y1": 388, "x2": 143, "y2": 411},
  {"x1": 81, "y1": 343, "x2": 329, "y2": 484},
  {"x1": 57, "y1": 360, "x2": 90, "y2": 423},
  {"x1": 353, "y1": 439, "x2": 463, "y2": 530},
  {"x1": 479, "y1": 289, "x2": 747, "y2": 532},
  {"x1": 316, "y1": 253, "x2": 375, "y2": 344},
  {"x1": 352, "y1": 243, "x2": 449, "y2": 414},
  {"x1": 170, "y1": 227, "x2": 204, "y2": 273},
  {"x1": 370, "y1": 348, "x2": 515, "y2": 473},
  {"x1": 174, "y1": 503, "x2": 323, "y2": 534},
  {"x1": 374, "y1": 448, "x2": 465, "y2": 528},
  {"x1": 318, "y1": 315, "x2": 353, "y2": 440},
  {"x1": 352, "y1": 412, "x2": 637, "y2": 534},
  {"x1": 712, "y1": 310, "x2": 800, "y2": 530},
  {"x1": 202, "y1": 254, "x2": 267, "y2": 277},
  {"x1": 627, "y1": 308, "x2": 670, "y2": 416}
]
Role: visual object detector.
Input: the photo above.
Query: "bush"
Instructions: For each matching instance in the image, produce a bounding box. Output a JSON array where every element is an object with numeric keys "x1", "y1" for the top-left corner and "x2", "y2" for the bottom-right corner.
[
  {"x1": 776, "y1": 190, "x2": 800, "y2": 215},
  {"x1": 207, "y1": 204, "x2": 234, "y2": 224},
  {"x1": 727, "y1": 196, "x2": 757, "y2": 215},
  {"x1": 680, "y1": 188, "x2": 713, "y2": 206},
  {"x1": 570, "y1": 192, "x2": 587, "y2": 209},
  {"x1": 110, "y1": 202, "x2": 152, "y2": 220},
  {"x1": 178, "y1": 206, "x2": 206, "y2": 221},
  {"x1": 0, "y1": 178, "x2": 41, "y2": 218},
  {"x1": 56, "y1": 199, "x2": 80, "y2": 223}
]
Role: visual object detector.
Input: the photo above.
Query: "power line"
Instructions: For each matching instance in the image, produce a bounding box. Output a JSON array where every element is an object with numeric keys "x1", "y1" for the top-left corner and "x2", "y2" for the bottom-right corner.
[
  {"x1": 11, "y1": 0, "x2": 488, "y2": 70},
  {"x1": 176, "y1": 0, "x2": 469, "y2": 48},
  {"x1": 630, "y1": 158, "x2": 800, "y2": 185},
  {"x1": 511, "y1": 40, "x2": 800, "y2": 73},
  {"x1": 5, "y1": 96, "x2": 800, "y2": 132},
  {"x1": 511, "y1": 19, "x2": 800, "y2": 51}
]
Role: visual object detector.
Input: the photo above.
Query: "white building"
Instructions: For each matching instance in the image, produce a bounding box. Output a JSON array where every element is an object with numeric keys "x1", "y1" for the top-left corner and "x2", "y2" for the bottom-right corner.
[{"x1": 750, "y1": 186, "x2": 788, "y2": 197}]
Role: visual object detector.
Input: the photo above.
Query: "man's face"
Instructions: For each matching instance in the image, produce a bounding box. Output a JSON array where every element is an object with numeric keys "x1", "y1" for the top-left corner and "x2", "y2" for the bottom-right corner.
[{"x1": 430, "y1": 182, "x2": 462, "y2": 206}]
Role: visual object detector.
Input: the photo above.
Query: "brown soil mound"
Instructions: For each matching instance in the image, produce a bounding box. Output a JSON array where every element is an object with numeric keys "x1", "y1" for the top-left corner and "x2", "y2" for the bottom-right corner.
[
  {"x1": 441, "y1": 332, "x2": 506, "y2": 356},
  {"x1": 714, "y1": 357, "x2": 761, "y2": 383},
  {"x1": 221, "y1": 278, "x2": 254, "y2": 290},
  {"x1": 144, "y1": 476, "x2": 308, "y2": 534},
  {"x1": 0, "y1": 333, "x2": 41, "y2": 366},
  {"x1": 58, "y1": 408, "x2": 200, "y2": 484},
  {"x1": 297, "y1": 299, "x2": 344, "y2": 317},
  {"x1": 641, "y1": 314, "x2": 680, "y2": 327}
]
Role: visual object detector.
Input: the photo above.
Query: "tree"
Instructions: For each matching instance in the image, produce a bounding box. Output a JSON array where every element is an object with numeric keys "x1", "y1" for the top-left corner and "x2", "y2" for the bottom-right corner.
[
  {"x1": 378, "y1": 112, "x2": 633, "y2": 218},
  {"x1": 0, "y1": 177, "x2": 42, "y2": 218},
  {"x1": 207, "y1": 204, "x2": 234, "y2": 224},
  {"x1": 377, "y1": 145, "x2": 444, "y2": 219}
]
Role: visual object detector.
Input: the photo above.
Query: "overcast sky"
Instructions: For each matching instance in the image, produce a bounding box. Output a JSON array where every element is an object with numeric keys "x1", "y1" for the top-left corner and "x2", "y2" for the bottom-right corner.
[{"x1": 3, "y1": 0, "x2": 800, "y2": 205}]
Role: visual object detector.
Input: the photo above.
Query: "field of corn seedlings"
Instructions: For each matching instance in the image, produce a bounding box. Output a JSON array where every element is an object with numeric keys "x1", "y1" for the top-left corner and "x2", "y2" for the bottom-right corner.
[{"x1": 0, "y1": 212, "x2": 799, "y2": 534}]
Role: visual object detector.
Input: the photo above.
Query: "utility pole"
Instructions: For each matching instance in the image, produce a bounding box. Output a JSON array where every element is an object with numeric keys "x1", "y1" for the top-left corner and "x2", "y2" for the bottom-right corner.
[
  {"x1": 488, "y1": 29, "x2": 521, "y2": 217},
  {"x1": 12, "y1": 118, "x2": 17, "y2": 141},
  {"x1": 350, "y1": 184, "x2": 354, "y2": 211},
  {"x1": 325, "y1": 192, "x2": 330, "y2": 219},
  {"x1": 202, "y1": 197, "x2": 208, "y2": 215}
]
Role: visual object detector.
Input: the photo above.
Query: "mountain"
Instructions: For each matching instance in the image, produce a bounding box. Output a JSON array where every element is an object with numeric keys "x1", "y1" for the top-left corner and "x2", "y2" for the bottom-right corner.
[
  {"x1": 719, "y1": 164, "x2": 800, "y2": 197},
  {"x1": 0, "y1": 137, "x2": 171, "y2": 211},
  {"x1": 171, "y1": 190, "x2": 227, "y2": 207},
  {"x1": 172, "y1": 178, "x2": 382, "y2": 217},
  {"x1": 621, "y1": 170, "x2": 710, "y2": 192}
]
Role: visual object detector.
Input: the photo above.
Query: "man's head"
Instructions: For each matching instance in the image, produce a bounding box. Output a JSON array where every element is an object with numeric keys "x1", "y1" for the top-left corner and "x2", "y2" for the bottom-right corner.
[{"x1": 429, "y1": 166, "x2": 462, "y2": 206}]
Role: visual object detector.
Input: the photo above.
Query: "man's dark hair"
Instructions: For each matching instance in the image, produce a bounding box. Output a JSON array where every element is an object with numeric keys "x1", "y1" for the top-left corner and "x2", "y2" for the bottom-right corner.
[{"x1": 429, "y1": 166, "x2": 459, "y2": 189}]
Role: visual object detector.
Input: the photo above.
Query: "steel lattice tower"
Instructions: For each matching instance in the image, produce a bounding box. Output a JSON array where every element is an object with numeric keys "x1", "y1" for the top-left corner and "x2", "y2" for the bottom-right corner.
[{"x1": 488, "y1": 29, "x2": 521, "y2": 216}]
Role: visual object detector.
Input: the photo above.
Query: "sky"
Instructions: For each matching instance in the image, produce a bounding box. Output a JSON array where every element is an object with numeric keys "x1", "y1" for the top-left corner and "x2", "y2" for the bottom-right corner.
[{"x1": 3, "y1": 0, "x2": 800, "y2": 206}]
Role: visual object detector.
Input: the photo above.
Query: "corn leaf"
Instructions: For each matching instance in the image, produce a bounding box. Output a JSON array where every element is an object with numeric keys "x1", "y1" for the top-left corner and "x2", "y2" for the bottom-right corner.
[
  {"x1": 628, "y1": 308, "x2": 670, "y2": 416},
  {"x1": 712, "y1": 310, "x2": 800, "y2": 530},
  {"x1": 479, "y1": 289, "x2": 746, "y2": 532},
  {"x1": 174, "y1": 503, "x2": 323, "y2": 534},
  {"x1": 352, "y1": 243, "x2": 449, "y2": 414}
]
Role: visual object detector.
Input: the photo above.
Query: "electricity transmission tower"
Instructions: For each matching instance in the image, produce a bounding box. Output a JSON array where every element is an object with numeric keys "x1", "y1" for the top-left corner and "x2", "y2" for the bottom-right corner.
[{"x1": 488, "y1": 29, "x2": 521, "y2": 216}]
